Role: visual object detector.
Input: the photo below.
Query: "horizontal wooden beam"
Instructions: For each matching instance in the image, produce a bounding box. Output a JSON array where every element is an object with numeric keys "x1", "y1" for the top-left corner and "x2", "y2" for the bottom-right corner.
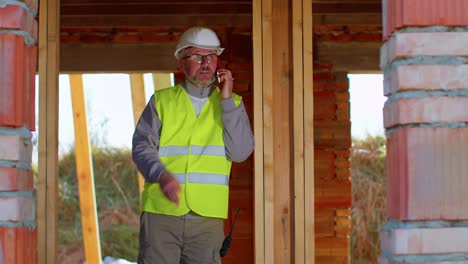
[
  {"x1": 61, "y1": 13, "x2": 381, "y2": 29},
  {"x1": 313, "y1": 13, "x2": 381, "y2": 25},
  {"x1": 61, "y1": 3, "x2": 252, "y2": 15},
  {"x1": 60, "y1": 42, "x2": 177, "y2": 72},
  {"x1": 316, "y1": 40, "x2": 381, "y2": 71},
  {"x1": 61, "y1": 14, "x2": 253, "y2": 28},
  {"x1": 313, "y1": 2, "x2": 381, "y2": 13},
  {"x1": 62, "y1": 0, "x2": 251, "y2": 4}
]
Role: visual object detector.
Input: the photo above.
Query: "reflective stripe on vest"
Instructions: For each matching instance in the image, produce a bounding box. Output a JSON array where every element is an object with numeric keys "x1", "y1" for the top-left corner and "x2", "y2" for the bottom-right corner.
[
  {"x1": 159, "y1": 145, "x2": 226, "y2": 157},
  {"x1": 171, "y1": 173, "x2": 229, "y2": 185}
]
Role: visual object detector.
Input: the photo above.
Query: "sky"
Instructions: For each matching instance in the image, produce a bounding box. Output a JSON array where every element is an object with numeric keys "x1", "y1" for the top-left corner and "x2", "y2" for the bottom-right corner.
[{"x1": 33, "y1": 73, "x2": 386, "y2": 160}]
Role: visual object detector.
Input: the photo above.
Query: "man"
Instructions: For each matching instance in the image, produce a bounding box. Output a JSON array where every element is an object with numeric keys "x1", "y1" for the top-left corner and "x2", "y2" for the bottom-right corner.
[{"x1": 132, "y1": 27, "x2": 254, "y2": 264}]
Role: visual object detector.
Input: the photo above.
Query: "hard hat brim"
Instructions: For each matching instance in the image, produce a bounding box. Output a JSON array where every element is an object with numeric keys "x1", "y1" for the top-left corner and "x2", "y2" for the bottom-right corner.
[{"x1": 174, "y1": 45, "x2": 224, "y2": 59}]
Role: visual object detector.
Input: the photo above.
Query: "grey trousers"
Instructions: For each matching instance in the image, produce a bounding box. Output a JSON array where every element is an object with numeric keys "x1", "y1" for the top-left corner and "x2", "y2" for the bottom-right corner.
[{"x1": 138, "y1": 212, "x2": 224, "y2": 264}]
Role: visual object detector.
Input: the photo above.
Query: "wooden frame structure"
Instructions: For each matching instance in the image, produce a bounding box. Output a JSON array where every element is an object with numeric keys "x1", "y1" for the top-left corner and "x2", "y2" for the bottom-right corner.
[
  {"x1": 37, "y1": 0, "x2": 314, "y2": 263},
  {"x1": 253, "y1": 0, "x2": 314, "y2": 263}
]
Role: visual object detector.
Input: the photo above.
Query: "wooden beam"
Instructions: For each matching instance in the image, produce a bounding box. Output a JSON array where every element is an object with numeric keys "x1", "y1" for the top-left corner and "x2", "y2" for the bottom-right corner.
[
  {"x1": 293, "y1": 0, "x2": 305, "y2": 262},
  {"x1": 129, "y1": 74, "x2": 147, "y2": 198},
  {"x1": 304, "y1": 0, "x2": 315, "y2": 263},
  {"x1": 261, "y1": 0, "x2": 275, "y2": 262},
  {"x1": 61, "y1": 14, "x2": 253, "y2": 28},
  {"x1": 37, "y1": 0, "x2": 60, "y2": 262},
  {"x1": 313, "y1": 13, "x2": 381, "y2": 25},
  {"x1": 69, "y1": 74, "x2": 102, "y2": 264},
  {"x1": 60, "y1": 3, "x2": 251, "y2": 15},
  {"x1": 316, "y1": 40, "x2": 381, "y2": 71},
  {"x1": 312, "y1": 2, "x2": 381, "y2": 13},
  {"x1": 60, "y1": 42, "x2": 177, "y2": 72},
  {"x1": 152, "y1": 73, "x2": 172, "y2": 91},
  {"x1": 252, "y1": 0, "x2": 265, "y2": 262},
  {"x1": 271, "y1": 0, "x2": 293, "y2": 262}
]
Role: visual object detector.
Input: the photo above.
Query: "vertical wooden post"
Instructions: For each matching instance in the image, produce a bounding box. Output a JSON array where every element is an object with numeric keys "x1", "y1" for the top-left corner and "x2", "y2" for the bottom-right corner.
[
  {"x1": 293, "y1": 0, "x2": 314, "y2": 263},
  {"x1": 152, "y1": 73, "x2": 172, "y2": 90},
  {"x1": 69, "y1": 74, "x2": 102, "y2": 264},
  {"x1": 254, "y1": 0, "x2": 314, "y2": 263},
  {"x1": 129, "y1": 73, "x2": 147, "y2": 195},
  {"x1": 303, "y1": 0, "x2": 314, "y2": 262},
  {"x1": 252, "y1": 0, "x2": 265, "y2": 262},
  {"x1": 37, "y1": 0, "x2": 60, "y2": 262}
]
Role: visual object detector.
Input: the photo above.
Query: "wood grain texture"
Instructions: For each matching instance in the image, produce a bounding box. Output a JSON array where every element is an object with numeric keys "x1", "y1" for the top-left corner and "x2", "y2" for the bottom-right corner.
[{"x1": 69, "y1": 74, "x2": 103, "y2": 264}]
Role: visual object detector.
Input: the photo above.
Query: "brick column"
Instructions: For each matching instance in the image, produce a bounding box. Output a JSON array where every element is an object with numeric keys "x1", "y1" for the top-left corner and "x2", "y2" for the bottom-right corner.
[
  {"x1": 313, "y1": 63, "x2": 352, "y2": 263},
  {"x1": 380, "y1": 1, "x2": 468, "y2": 263},
  {"x1": 0, "y1": 0, "x2": 38, "y2": 263}
]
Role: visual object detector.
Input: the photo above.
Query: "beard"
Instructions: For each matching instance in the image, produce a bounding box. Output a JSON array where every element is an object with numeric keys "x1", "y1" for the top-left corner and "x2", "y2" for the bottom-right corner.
[{"x1": 186, "y1": 67, "x2": 216, "y2": 87}]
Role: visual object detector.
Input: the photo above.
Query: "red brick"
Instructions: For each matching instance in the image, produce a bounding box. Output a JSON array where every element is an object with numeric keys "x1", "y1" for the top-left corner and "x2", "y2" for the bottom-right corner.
[
  {"x1": 315, "y1": 237, "x2": 349, "y2": 257},
  {"x1": 313, "y1": 91, "x2": 336, "y2": 120},
  {"x1": 314, "y1": 150, "x2": 335, "y2": 180},
  {"x1": 232, "y1": 81, "x2": 250, "y2": 93},
  {"x1": 313, "y1": 62, "x2": 333, "y2": 71},
  {"x1": 0, "y1": 34, "x2": 36, "y2": 129},
  {"x1": 315, "y1": 179, "x2": 351, "y2": 208},
  {"x1": 313, "y1": 81, "x2": 348, "y2": 92},
  {"x1": 314, "y1": 120, "x2": 351, "y2": 149},
  {"x1": 0, "y1": 227, "x2": 37, "y2": 264},
  {"x1": 386, "y1": 127, "x2": 468, "y2": 220},
  {"x1": 0, "y1": 5, "x2": 37, "y2": 43},
  {"x1": 0, "y1": 167, "x2": 33, "y2": 191},
  {"x1": 386, "y1": 65, "x2": 468, "y2": 95},
  {"x1": 383, "y1": 0, "x2": 468, "y2": 39},
  {"x1": 315, "y1": 207, "x2": 335, "y2": 237},
  {"x1": 319, "y1": 33, "x2": 381, "y2": 42},
  {"x1": 381, "y1": 32, "x2": 468, "y2": 68},
  {"x1": 383, "y1": 97, "x2": 468, "y2": 128}
]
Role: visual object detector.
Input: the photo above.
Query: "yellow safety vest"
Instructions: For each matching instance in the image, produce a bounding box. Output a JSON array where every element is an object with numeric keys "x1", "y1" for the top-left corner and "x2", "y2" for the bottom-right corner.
[{"x1": 142, "y1": 84, "x2": 242, "y2": 219}]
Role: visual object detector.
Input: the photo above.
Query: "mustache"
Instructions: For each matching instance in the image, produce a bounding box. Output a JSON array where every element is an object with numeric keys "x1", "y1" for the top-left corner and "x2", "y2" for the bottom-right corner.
[{"x1": 198, "y1": 67, "x2": 213, "y2": 72}]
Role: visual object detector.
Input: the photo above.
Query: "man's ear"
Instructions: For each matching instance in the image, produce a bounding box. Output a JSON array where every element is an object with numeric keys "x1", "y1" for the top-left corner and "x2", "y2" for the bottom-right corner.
[{"x1": 177, "y1": 59, "x2": 184, "y2": 71}]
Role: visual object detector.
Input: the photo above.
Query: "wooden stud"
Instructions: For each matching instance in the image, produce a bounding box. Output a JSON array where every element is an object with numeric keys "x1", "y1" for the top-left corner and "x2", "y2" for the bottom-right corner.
[
  {"x1": 271, "y1": 0, "x2": 293, "y2": 262},
  {"x1": 261, "y1": 0, "x2": 275, "y2": 263},
  {"x1": 304, "y1": 0, "x2": 315, "y2": 262},
  {"x1": 152, "y1": 73, "x2": 173, "y2": 90},
  {"x1": 292, "y1": 0, "x2": 305, "y2": 262},
  {"x1": 129, "y1": 73, "x2": 147, "y2": 196},
  {"x1": 37, "y1": 0, "x2": 60, "y2": 262},
  {"x1": 252, "y1": 0, "x2": 265, "y2": 263},
  {"x1": 69, "y1": 74, "x2": 102, "y2": 264}
]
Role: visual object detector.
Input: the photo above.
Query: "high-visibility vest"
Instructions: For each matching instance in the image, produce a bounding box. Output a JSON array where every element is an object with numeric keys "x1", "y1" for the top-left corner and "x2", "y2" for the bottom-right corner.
[{"x1": 142, "y1": 84, "x2": 242, "y2": 219}]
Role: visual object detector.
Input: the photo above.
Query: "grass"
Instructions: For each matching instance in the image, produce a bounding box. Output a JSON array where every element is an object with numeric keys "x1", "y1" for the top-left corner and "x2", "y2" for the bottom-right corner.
[
  {"x1": 350, "y1": 135, "x2": 387, "y2": 263},
  {"x1": 57, "y1": 147, "x2": 140, "y2": 263}
]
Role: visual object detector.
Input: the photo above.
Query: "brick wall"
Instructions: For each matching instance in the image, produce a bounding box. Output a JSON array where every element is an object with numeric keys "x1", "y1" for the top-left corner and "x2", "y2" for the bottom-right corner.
[
  {"x1": 0, "y1": 1, "x2": 38, "y2": 263},
  {"x1": 313, "y1": 63, "x2": 351, "y2": 263},
  {"x1": 380, "y1": 0, "x2": 468, "y2": 263}
]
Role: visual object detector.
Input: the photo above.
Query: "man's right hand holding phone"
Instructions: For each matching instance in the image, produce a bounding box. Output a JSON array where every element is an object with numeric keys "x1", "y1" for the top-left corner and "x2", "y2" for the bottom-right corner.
[{"x1": 216, "y1": 68, "x2": 234, "y2": 99}]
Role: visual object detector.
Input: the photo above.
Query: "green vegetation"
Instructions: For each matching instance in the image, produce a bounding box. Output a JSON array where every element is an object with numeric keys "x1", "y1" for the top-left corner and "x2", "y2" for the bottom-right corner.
[
  {"x1": 58, "y1": 147, "x2": 140, "y2": 263},
  {"x1": 56, "y1": 136, "x2": 387, "y2": 263},
  {"x1": 351, "y1": 135, "x2": 387, "y2": 263}
]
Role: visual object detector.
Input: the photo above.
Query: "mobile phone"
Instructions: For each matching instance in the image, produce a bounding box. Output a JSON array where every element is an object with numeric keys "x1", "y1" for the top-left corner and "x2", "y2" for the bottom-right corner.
[{"x1": 216, "y1": 57, "x2": 222, "y2": 84}]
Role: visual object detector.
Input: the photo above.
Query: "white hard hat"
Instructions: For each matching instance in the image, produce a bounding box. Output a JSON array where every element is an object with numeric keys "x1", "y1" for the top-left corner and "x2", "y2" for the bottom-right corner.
[{"x1": 174, "y1": 27, "x2": 224, "y2": 59}]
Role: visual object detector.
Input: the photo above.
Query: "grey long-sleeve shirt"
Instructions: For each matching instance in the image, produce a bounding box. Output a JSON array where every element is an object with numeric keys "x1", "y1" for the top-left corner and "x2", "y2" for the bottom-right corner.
[{"x1": 132, "y1": 82, "x2": 254, "y2": 183}]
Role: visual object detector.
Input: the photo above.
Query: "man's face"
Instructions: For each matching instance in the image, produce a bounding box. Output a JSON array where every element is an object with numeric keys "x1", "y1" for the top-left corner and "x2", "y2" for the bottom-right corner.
[{"x1": 178, "y1": 47, "x2": 218, "y2": 88}]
